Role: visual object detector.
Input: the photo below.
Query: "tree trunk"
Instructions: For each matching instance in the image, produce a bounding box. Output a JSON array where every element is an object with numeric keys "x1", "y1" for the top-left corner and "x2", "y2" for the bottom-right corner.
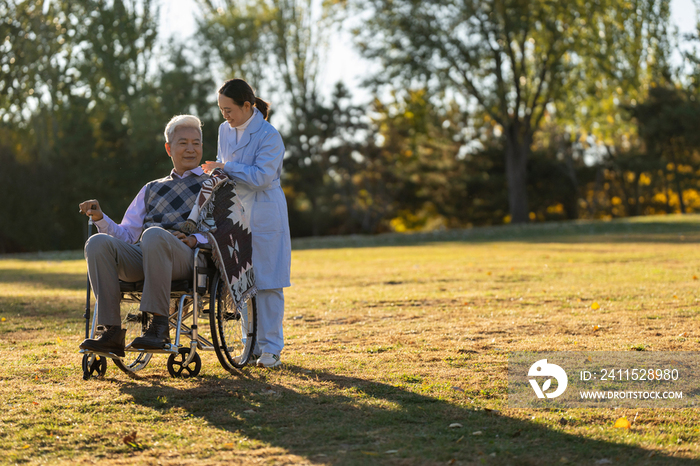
[
  {"x1": 668, "y1": 144, "x2": 686, "y2": 214},
  {"x1": 661, "y1": 168, "x2": 671, "y2": 213},
  {"x1": 504, "y1": 125, "x2": 530, "y2": 223},
  {"x1": 562, "y1": 141, "x2": 579, "y2": 220}
]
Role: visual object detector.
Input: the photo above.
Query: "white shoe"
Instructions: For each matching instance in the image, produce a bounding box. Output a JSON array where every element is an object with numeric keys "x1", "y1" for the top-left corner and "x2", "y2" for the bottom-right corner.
[
  {"x1": 257, "y1": 352, "x2": 282, "y2": 368},
  {"x1": 233, "y1": 354, "x2": 260, "y2": 366}
]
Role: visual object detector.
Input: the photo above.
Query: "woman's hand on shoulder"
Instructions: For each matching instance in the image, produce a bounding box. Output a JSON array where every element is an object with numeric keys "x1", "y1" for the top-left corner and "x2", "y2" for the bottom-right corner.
[{"x1": 201, "y1": 161, "x2": 225, "y2": 174}]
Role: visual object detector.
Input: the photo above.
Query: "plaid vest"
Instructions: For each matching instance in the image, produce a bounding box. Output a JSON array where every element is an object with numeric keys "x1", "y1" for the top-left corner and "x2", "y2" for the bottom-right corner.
[{"x1": 142, "y1": 172, "x2": 209, "y2": 235}]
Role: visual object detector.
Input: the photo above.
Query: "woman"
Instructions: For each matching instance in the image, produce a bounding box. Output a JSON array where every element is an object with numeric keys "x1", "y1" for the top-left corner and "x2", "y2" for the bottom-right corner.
[{"x1": 202, "y1": 79, "x2": 291, "y2": 368}]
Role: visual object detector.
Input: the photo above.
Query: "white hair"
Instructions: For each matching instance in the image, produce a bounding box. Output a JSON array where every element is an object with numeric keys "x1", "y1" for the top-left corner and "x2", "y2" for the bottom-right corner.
[{"x1": 164, "y1": 114, "x2": 202, "y2": 143}]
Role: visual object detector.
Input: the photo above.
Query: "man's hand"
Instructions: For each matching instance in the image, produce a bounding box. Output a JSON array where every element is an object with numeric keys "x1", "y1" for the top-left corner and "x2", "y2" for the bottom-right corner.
[
  {"x1": 78, "y1": 200, "x2": 104, "y2": 221},
  {"x1": 172, "y1": 231, "x2": 197, "y2": 249},
  {"x1": 201, "y1": 161, "x2": 225, "y2": 174}
]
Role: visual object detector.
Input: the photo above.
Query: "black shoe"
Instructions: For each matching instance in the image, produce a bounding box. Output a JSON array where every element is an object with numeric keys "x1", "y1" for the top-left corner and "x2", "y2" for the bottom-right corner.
[
  {"x1": 130, "y1": 314, "x2": 171, "y2": 350},
  {"x1": 80, "y1": 326, "x2": 126, "y2": 357}
]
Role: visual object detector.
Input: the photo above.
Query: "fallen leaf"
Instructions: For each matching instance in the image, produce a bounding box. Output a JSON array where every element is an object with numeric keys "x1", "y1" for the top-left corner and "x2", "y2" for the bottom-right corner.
[
  {"x1": 449, "y1": 423, "x2": 463, "y2": 428},
  {"x1": 591, "y1": 302, "x2": 600, "y2": 310},
  {"x1": 593, "y1": 325, "x2": 600, "y2": 331},
  {"x1": 455, "y1": 435, "x2": 464, "y2": 443},
  {"x1": 679, "y1": 332, "x2": 688, "y2": 338},
  {"x1": 673, "y1": 295, "x2": 678, "y2": 299},
  {"x1": 384, "y1": 450, "x2": 399, "y2": 454},
  {"x1": 693, "y1": 275, "x2": 698, "y2": 280},
  {"x1": 472, "y1": 431, "x2": 483, "y2": 435},
  {"x1": 1, "y1": 317, "x2": 6, "y2": 322},
  {"x1": 486, "y1": 271, "x2": 492, "y2": 275},
  {"x1": 613, "y1": 417, "x2": 631, "y2": 429},
  {"x1": 222, "y1": 443, "x2": 235, "y2": 449},
  {"x1": 122, "y1": 431, "x2": 137, "y2": 445},
  {"x1": 22, "y1": 445, "x2": 29, "y2": 449}
]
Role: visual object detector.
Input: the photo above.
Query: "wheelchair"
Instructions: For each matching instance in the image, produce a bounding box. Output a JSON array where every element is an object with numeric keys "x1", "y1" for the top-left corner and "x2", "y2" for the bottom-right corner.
[{"x1": 80, "y1": 245, "x2": 257, "y2": 380}]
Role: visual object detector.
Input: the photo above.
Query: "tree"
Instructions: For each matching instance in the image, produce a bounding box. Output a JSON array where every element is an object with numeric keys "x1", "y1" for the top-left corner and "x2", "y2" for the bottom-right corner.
[
  {"x1": 348, "y1": 0, "x2": 678, "y2": 223},
  {"x1": 0, "y1": 0, "x2": 218, "y2": 251},
  {"x1": 197, "y1": 0, "x2": 351, "y2": 236},
  {"x1": 631, "y1": 85, "x2": 700, "y2": 213}
]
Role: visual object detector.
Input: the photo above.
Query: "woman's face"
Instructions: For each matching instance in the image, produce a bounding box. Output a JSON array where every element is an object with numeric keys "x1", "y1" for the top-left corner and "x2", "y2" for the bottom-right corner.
[{"x1": 218, "y1": 93, "x2": 253, "y2": 128}]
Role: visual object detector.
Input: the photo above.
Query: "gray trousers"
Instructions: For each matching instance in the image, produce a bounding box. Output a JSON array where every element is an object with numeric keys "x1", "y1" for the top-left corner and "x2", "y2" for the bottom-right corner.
[{"x1": 85, "y1": 227, "x2": 195, "y2": 326}]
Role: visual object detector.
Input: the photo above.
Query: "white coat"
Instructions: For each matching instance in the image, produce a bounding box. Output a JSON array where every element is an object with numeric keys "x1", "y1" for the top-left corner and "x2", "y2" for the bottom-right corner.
[{"x1": 217, "y1": 109, "x2": 291, "y2": 290}]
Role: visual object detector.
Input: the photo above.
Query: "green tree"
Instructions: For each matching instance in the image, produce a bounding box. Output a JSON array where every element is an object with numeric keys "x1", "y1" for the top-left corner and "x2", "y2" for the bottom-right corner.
[
  {"x1": 349, "y1": 0, "x2": 612, "y2": 223},
  {"x1": 631, "y1": 85, "x2": 700, "y2": 213},
  {"x1": 349, "y1": 0, "x2": 683, "y2": 225},
  {"x1": 198, "y1": 0, "x2": 352, "y2": 236},
  {"x1": 0, "y1": 0, "x2": 217, "y2": 251}
]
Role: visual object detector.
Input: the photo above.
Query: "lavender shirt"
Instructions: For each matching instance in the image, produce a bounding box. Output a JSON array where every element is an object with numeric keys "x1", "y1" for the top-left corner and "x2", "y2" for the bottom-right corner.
[{"x1": 94, "y1": 167, "x2": 208, "y2": 245}]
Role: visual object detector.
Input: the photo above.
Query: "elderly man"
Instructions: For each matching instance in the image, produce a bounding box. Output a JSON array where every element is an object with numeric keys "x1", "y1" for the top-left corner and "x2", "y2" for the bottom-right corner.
[{"x1": 78, "y1": 114, "x2": 208, "y2": 356}]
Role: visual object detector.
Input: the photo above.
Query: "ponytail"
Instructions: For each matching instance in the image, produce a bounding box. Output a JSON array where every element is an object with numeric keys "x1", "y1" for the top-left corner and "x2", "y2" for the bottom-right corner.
[
  {"x1": 218, "y1": 78, "x2": 271, "y2": 120},
  {"x1": 254, "y1": 97, "x2": 270, "y2": 120}
]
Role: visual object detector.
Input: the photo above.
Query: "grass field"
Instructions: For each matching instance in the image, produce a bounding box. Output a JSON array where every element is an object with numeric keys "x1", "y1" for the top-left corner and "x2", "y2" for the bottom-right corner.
[{"x1": 2, "y1": 215, "x2": 700, "y2": 465}]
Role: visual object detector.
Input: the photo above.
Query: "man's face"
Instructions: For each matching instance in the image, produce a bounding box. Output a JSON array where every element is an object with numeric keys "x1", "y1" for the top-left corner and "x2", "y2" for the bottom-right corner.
[{"x1": 165, "y1": 127, "x2": 203, "y2": 175}]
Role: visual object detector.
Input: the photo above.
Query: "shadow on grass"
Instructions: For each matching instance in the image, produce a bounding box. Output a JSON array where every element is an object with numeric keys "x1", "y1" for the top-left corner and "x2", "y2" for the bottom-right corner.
[{"x1": 117, "y1": 365, "x2": 695, "y2": 466}]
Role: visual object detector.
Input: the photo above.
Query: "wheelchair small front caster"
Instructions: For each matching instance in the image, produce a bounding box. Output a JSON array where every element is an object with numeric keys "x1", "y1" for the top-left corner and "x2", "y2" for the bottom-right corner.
[
  {"x1": 82, "y1": 354, "x2": 107, "y2": 380},
  {"x1": 167, "y1": 348, "x2": 201, "y2": 378}
]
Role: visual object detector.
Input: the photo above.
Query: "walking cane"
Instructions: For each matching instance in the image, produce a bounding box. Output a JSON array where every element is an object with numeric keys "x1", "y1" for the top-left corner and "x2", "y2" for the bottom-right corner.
[
  {"x1": 81, "y1": 204, "x2": 106, "y2": 380},
  {"x1": 83, "y1": 205, "x2": 95, "y2": 339}
]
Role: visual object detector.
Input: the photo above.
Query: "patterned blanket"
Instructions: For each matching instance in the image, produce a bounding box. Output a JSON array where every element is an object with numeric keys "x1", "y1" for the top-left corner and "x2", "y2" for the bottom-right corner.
[{"x1": 181, "y1": 168, "x2": 256, "y2": 310}]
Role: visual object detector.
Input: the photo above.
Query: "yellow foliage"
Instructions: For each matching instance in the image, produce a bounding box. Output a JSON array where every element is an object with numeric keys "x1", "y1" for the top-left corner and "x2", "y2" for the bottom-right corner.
[
  {"x1": 614, "y1": 417, "x2": 631, "y2": 429},
  {"x1": 611, "y1": 196, "x2": 622, "y2": 206},
  {"x1": 546, "y1": 203, "x2": 565, "y2": 214},
  {"x1": 639, "y1": 173, "x2": 652, "y2": 186}
]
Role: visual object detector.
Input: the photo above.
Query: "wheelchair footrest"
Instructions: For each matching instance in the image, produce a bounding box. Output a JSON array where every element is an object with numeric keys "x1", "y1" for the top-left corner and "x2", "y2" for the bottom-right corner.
[
  {"x1": 79, "y1": 348, "x2": 121, "y2": 360},
  {"x1": 126, "y1": 343, "x2": 180, "y2": 355}
]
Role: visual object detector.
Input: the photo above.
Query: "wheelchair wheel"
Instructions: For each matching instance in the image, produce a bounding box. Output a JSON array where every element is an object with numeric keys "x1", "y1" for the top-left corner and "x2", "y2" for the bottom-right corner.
[
  {"x1": 209, "y1": 274, "x2": 257, "y2": 373},
  {"x1": 113, "y1": 302, "x2": 152, "y2": 374},
  {"x1": 167, "y1": 347, "x2": 201, "y2": 378},
  {"x1": 82, "y1": 353, "x2": 107, "y2": 380}
]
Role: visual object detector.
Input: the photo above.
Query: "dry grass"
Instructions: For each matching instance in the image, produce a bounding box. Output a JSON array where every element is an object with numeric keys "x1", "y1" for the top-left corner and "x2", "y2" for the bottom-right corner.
[{"x1": 2, "y1": 215, "x2": 700, "y2": 465}]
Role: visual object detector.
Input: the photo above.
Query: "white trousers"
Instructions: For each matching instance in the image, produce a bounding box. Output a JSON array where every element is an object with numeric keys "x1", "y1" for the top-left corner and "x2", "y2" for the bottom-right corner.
[{"x1": 254, "y1": 288, "x2": 284, "y2": 356}]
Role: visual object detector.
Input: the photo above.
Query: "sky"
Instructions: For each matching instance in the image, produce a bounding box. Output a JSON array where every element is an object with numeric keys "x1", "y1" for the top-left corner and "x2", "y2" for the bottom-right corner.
[
  {"x1": 158, "y1": 0, "x2": 699, "y2": 104},
  {"x1": 157, "y1": 0, "x2": 368, "y2": 100}
]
